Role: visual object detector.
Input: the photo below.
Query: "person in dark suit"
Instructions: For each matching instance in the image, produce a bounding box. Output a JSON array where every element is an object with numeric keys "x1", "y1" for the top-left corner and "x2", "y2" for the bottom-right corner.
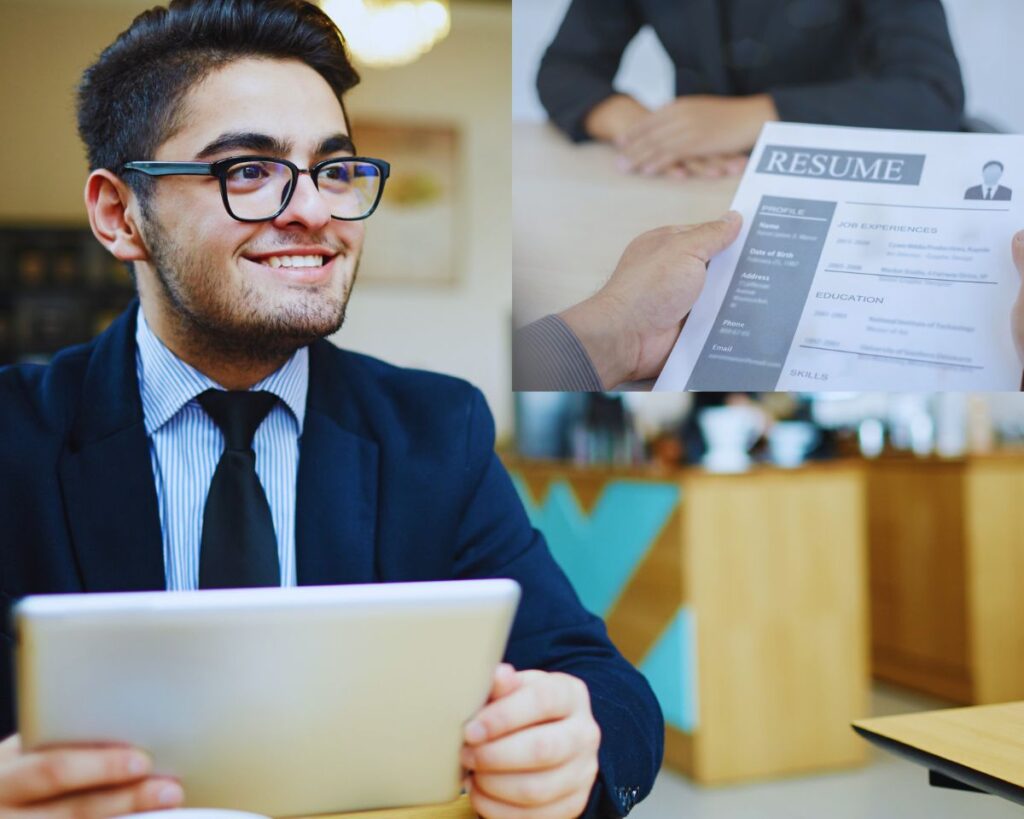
[
  {"x1": 537, "y1": 0, "x2": 965, "y2": 179},
  {"x1": 0, "y1": 2, "x2": 662, "y2": 817},
  {"x1": 964, "y1": 160, "x2": 1013, "y2": 200}
]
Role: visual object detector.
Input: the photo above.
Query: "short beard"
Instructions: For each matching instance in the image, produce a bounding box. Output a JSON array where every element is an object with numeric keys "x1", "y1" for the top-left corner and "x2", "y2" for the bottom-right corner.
[{"x1": 140, "y1": 201, "x2": 356, "y2": 366}]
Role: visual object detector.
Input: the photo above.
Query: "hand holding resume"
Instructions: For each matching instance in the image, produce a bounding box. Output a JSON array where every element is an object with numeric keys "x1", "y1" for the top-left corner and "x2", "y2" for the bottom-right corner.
[{"x1": 655, "y1": 122, "x2": 1024, "y2": 391}]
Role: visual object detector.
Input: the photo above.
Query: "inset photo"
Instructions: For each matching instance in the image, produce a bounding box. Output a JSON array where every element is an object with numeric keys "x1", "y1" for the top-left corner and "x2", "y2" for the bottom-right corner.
[{"x1": 512, "y1": 0, "x2": 1024, "y2": 393}]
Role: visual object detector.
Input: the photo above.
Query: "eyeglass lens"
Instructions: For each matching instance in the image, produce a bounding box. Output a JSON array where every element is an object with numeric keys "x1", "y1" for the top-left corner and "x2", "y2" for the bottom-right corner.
[{"x1": 223, "y1": 159, "x2": 382, "y2": 220}]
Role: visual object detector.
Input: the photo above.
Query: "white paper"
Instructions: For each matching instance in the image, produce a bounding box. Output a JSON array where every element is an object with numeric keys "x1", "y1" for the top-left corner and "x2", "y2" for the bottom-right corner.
[{"x1": 655, "y1": 122, "x2": 1024, "y2": 391}]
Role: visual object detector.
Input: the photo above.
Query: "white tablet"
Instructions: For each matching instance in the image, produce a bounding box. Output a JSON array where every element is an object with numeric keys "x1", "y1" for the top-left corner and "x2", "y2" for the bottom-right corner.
[{"x1": 15, "y1": 579, "x2": 520, "y2": 816}]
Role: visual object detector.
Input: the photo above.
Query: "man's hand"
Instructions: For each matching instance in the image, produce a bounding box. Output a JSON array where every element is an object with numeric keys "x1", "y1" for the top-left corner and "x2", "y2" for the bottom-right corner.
[
  {"x1": 558, "y1": 211, "x2": 743, "y2": 388},
  {"x1": 461, "y1": 665, "x2": 600, "y2": 819},
  {"x1": 584, "y1": 94, "x2": 651, "y2": 145},
  {"x1": 616, "y1": 94, "x2": 778, "y2": 176},
  {"x1": 0, "y1": 734, "x2": 183, "y2": 819},
  {"x1": 1012, "y1": 230, "x2": 1024, "y2": 370}
]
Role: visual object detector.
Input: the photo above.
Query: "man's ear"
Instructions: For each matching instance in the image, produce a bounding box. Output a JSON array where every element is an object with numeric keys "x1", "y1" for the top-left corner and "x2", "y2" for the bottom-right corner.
[{"x1": 84, "y1": 169, "x2": 150, "y2": 262}]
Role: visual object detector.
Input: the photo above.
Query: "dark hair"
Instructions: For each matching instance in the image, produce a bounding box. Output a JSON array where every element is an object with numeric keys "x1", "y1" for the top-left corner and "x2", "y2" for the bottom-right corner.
[
  {"x1": 76, "y1": 0, "x2": 359, "y2": 202},
  {"x1": 983, "y1": 160, "x2": 1004, "y2": 172}
]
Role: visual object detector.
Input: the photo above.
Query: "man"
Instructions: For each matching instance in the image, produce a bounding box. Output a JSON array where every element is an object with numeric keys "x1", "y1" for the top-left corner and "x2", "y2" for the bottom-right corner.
[
  {"x1": 0, "y1": 2, "x2": 662, "y2": 817},
  {"x1": 965, "y1": 160, "x2": 1013, "y2": 201},
  {"x1": 537, "y1": 0, "x2": 964, "y2": 179}
]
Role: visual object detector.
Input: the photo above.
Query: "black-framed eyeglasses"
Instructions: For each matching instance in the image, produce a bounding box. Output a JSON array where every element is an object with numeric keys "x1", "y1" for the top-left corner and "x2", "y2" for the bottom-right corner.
[{"x1": 122, "y1": 155, "x2": 391, "y2": 222}]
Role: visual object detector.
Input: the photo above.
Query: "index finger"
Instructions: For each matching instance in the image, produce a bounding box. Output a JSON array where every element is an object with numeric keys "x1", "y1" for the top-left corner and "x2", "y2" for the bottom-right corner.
[{"x1": 0, "y1": 745, "x2": 151, "y2": 805}]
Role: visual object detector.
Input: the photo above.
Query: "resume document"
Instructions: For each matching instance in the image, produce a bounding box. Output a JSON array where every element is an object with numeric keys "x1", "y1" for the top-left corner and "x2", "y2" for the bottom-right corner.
[{"x1": 655, "y1": 122, "x2": 1024, "y2": 391}]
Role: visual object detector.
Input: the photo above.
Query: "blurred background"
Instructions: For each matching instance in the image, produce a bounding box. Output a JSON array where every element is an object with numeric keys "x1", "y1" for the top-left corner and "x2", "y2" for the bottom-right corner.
[
  {"x1": 509, "y1": 390, "x2": 1024, "y2": 819},
  {"x1": 507, "y1": 2, "x2": 1024, "y2": 816},
  {"x1": 0, "y1": 0, "x2": 513, "y2": 432}
]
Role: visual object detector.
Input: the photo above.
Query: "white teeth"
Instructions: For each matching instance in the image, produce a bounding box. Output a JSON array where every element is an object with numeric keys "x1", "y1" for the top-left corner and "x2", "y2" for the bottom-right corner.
[{"x1": 261, "y1": 255, "x2": 325, "y2": 268}]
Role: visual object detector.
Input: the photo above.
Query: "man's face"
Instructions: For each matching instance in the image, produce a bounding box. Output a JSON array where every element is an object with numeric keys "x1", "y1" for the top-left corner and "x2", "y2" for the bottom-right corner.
[
  {"x1": 983, "y1": 163, "x2": 1003, "y2": 187},
  {"x1": 136, "y1": 57, "x2": 365, "y2": 360}
]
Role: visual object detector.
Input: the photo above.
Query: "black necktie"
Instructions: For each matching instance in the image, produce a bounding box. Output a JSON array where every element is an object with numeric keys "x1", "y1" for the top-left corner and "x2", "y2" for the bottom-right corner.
[{"x1": 197, "y1": 389, "x2": 281, "y2": 589}]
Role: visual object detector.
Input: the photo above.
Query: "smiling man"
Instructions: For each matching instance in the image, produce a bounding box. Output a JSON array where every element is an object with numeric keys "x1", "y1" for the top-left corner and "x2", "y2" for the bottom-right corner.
[{"x1": 0, "y1": 2, "x2": 662, "y2": 818}]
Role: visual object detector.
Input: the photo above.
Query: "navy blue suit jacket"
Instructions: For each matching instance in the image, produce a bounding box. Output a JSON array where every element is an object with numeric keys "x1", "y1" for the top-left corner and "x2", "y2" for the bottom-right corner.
[{"x1": 0, "y1": 306, "x2": 662, "y2": 817}]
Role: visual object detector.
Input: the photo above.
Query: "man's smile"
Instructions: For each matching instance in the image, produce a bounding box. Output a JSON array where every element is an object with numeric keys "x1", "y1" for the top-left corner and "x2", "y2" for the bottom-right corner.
[
  {"x1": 241, "y1": 245, "x2": 344, "y2": 284},
  {"x1": 265, "y1": 254, "x2": 325, "y2": 268}
]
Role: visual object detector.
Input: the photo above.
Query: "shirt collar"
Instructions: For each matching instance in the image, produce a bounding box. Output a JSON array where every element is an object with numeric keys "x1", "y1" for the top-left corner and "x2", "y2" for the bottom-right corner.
[{"x1": 135, "y1": 305, "x2": 308, "y2": 436}]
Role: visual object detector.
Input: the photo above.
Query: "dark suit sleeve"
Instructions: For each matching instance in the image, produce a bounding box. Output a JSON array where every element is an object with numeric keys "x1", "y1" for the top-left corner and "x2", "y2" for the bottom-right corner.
[
  {"x1": 451, "y1": 389, "x2": 664, "y2": 818},
  {"x1": 536, "y1": 0, "x2": 644, "y2": 142},
  {"x1": 512, "y1": 315, "x2": 604, "y2": 391},
  {"x1": 769, "y1": 0, "x2": 964, "y2": 131}
]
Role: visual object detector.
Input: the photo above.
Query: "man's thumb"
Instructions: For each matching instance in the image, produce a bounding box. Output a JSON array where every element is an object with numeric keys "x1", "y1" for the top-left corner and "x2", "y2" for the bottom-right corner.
[{"x1": 677, "y1": 211, "x2": 743, "y2": 263}]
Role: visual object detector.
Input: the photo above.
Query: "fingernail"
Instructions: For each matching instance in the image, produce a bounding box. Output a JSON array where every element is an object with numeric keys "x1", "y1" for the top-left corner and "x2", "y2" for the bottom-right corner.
[
  {"x1": 157, "y1": 782, "x2": 184, "y2": 806},
  {"x1": 641, "y1": 165, "x2": 656, "y2": 176},
  {"x1": 464, "y1": 721, "x2": 486, "y2": 743},
  {"x1": 1015, "y1": 230, "x2": 1024, "y2": 244},
  {"x1": 127, "y1": 752, "x2": 150, "y2": 776},
  {"x1": 719, "y1": 210, "x2": 741, "y2": 223},
  {"x1": 615, "y1": 156, "x2": 631, "y2": 172}
]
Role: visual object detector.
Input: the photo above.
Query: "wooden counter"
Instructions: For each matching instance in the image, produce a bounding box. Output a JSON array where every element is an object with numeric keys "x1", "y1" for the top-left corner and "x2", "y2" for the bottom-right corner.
[
  {"x1": 507, "y1": 458, "x2": 870, "y2": 784},
  {"x1": 866, "y1": 454, "x2": 1024, "y2": 704}
]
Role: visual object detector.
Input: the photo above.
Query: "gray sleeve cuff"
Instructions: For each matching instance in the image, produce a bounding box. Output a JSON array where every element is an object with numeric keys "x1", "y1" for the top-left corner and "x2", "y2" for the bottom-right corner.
[{"x1": 513, "y1": 315, "x2": 604, "y2": 391}]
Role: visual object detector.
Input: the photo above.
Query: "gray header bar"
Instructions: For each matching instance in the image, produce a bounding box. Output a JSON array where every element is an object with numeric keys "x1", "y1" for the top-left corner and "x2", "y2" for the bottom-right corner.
[{"x1": 756, "y1": 145, "x2": 925, "y2": 186}]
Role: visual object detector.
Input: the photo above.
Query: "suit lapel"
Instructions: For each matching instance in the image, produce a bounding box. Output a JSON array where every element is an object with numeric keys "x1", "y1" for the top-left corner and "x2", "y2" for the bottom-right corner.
[
  {"x1": 58, "y1": 305, "x2": 166, "y2": 592},
  {"x1": 58, "y1": 315, "x2": 380, "y2": 590},
  {"x1": 295, "y1": 341, "x2": 379, "y2": 586}
]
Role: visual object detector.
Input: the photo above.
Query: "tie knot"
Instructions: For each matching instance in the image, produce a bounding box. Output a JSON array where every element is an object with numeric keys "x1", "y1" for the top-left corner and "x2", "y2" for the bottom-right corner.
[{"x1": 198, "y1": 389, "x2": 278, "y2": 452}]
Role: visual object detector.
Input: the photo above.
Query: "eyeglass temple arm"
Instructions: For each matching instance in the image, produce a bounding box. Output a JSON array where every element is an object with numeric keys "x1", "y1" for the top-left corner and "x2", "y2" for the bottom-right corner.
[{"x1": 122, "y1": 161, "x2": 212, "y2": 176}]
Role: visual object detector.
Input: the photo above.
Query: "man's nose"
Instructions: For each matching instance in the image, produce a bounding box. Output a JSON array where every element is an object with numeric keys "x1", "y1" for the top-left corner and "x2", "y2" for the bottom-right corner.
[{"x1": 272, "y1": 171, "x2": 332, "y2": 231}]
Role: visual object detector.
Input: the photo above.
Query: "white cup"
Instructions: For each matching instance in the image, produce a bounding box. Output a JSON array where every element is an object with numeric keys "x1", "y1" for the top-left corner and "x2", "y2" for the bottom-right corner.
[
  {"x1": 768, "y1": 421, "x2": 819, "y2": 468},
  {"x1": 698, "y1": 406, "x2": 763, "y2": 473}
]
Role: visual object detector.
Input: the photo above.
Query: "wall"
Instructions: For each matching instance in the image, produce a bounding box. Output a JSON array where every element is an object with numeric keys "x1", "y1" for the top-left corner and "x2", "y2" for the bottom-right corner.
[
  {"x1": 343, "y1": 3, "x2": 512, "y2": 437},
  {"x1": 512, "y1": 0, "x2": 1024, "y2": 134},
  {"x1": 0, "y1": 0, "x2": 513, "y2": 437}
]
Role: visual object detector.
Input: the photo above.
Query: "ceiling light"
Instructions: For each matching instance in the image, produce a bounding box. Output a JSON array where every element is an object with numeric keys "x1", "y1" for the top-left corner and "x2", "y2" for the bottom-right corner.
[{"x1": 320, "y1": 0, "x2": 451, "y2": 68}]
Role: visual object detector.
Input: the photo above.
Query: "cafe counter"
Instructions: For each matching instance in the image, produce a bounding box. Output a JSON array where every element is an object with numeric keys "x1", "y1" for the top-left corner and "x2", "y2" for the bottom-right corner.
[
  {"x1": 505, "y1": 452, "x2": 1024, "y2": 784},
  {"x1": 504, "y1": 457, "x2": 870, "y2": 785}
]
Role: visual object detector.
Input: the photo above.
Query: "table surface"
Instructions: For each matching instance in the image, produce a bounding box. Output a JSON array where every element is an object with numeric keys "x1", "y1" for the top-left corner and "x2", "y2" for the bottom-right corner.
[
  {"x1": 297, "y1": 794, "x2": 474, "y2": 819},
  {"x1": 513, "y1": 121, "x2": 740, "y2": 327},
  {"x1": 853, "y1": 702, "x2": 1024, "y2": 803}
]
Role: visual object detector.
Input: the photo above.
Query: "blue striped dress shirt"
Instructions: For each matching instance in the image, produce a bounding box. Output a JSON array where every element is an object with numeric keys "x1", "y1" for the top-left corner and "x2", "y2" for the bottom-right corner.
[{"x1": 135, "y1": 307, "x2": 308, "y2": 590}]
